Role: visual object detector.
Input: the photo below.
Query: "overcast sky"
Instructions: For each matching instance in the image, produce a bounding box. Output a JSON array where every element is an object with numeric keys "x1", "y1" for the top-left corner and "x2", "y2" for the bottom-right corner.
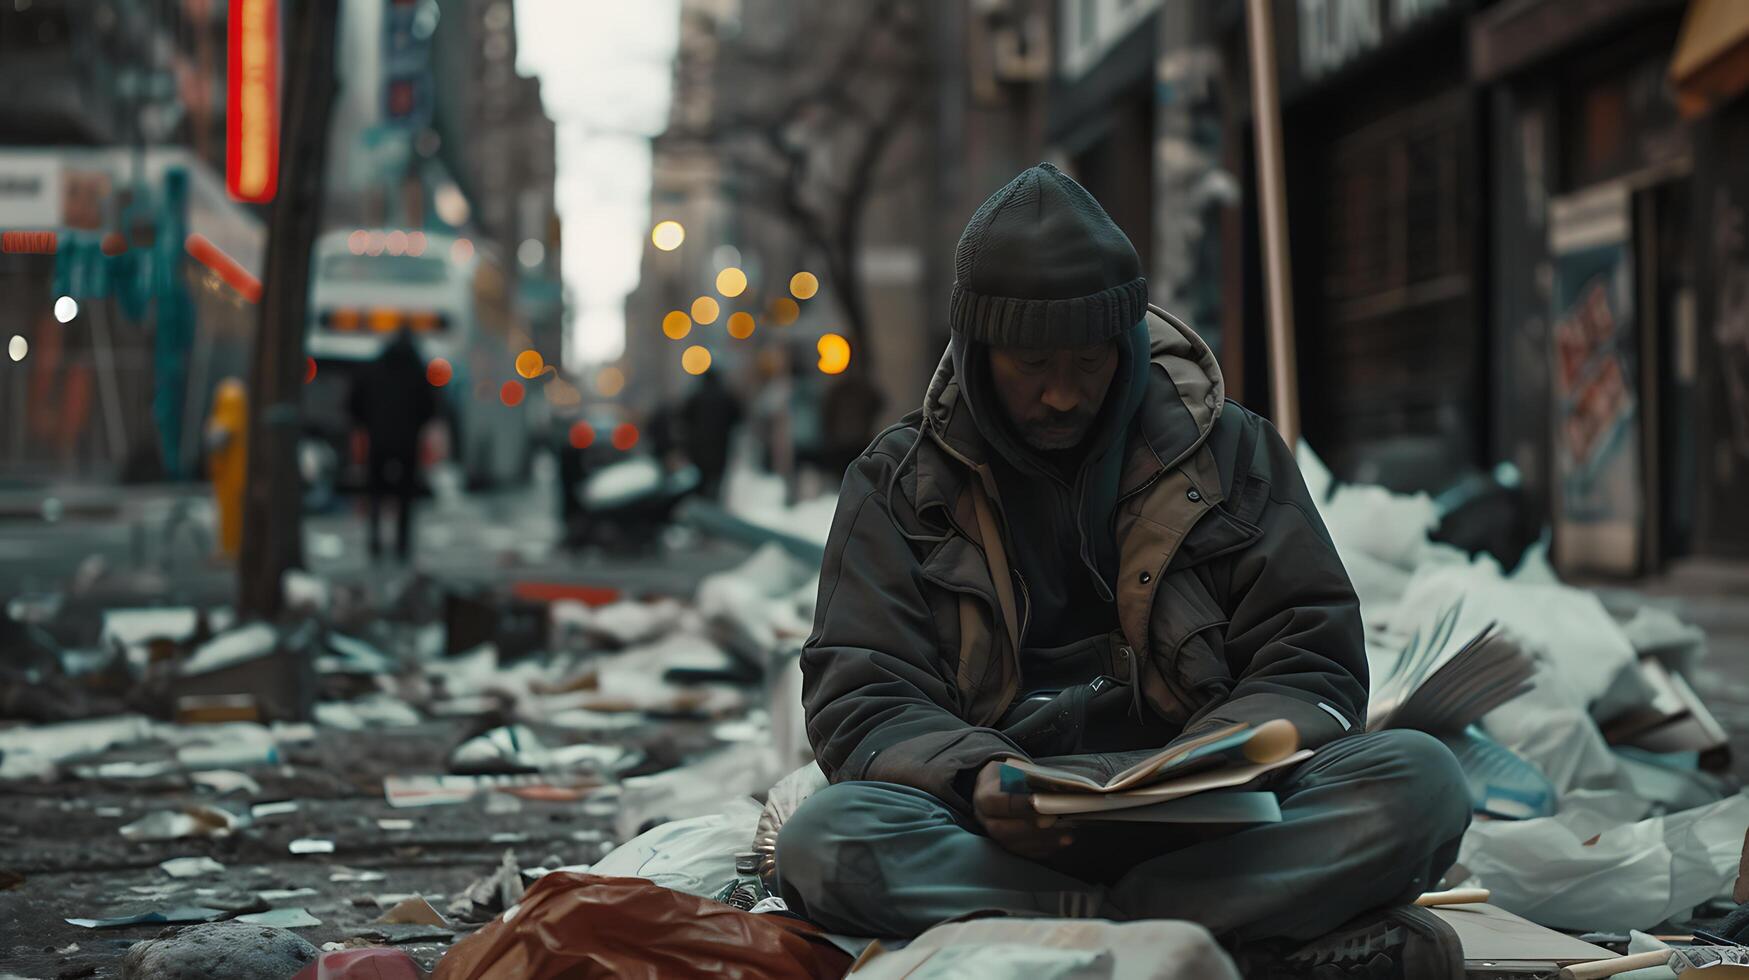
[{"x1": 516, "y1": 0, "x2": 679, "y2": 367}]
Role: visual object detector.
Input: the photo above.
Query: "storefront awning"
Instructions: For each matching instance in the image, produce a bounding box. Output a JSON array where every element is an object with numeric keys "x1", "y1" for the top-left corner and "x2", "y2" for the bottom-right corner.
[{"x1": 1669, "y1": 0, "x2": 1749, "y2": 117}]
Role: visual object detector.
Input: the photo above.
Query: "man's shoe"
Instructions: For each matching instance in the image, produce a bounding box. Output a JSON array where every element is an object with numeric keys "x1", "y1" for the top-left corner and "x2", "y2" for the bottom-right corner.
[{"x1": 1238, "y1": 905, "x2": 1464, "y2": 980}]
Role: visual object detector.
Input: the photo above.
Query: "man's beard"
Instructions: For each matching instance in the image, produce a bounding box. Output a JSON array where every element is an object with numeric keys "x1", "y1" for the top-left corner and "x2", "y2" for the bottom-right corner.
[{"x1": 1017, "y1": 411, "x2": 1094, "y2": 450}]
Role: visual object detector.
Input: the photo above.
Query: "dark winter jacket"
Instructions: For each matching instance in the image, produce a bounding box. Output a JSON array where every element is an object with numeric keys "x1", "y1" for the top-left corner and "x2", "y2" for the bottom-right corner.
[
  {"x1": 800, "y1": 305, "x2": 1368, "y2": 816},
  {"x1": 348, "y1": 332, "x2": 437, "y2": 461}
]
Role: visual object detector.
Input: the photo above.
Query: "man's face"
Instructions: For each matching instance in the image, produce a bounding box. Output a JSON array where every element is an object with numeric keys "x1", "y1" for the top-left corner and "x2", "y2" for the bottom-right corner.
[{"x1": 987, "y1": 340, "x2": 1119, "y2": 451}]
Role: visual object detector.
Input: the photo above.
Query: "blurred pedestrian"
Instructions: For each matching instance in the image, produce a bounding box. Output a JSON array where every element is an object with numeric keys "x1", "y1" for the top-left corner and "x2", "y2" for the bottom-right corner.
[
  {"x1": 203, "y1": 378, "x2": 248, "y2": 559},
  {"x1": 679, "y1": 370, "x2": 744, "y2": 500},
  {"x1": 347, "y1": 330, "x2": 436, "y2": 561},
  {"x1": 818, "y1": 370, "x2": 885, "y2": 483}
]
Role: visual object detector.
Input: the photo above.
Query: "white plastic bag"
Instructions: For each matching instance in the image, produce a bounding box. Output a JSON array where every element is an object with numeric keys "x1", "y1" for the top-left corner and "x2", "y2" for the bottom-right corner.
[
  {"x1": 1458, "y1": 792, "x2": 1749, "y2": 931},
  {"x1": 591, "y1": 797, "x2": 763, "y2": 898}
]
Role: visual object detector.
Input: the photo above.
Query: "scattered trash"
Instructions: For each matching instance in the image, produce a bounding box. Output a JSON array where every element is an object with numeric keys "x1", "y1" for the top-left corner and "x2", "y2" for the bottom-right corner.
[
  {"x1": 252, "y1": 800, "x2": 301, "y2": 819},
  {"x1": 377, "y1": 895, "x2": 448, "y2": 927},
  {"x1": 289, "y1": 838, "x2": 337, "y2": 855},
  {"x1": 236, "y1": 908, "x2": 323, "y2": 928},
  {"x1": 448, "y1": 724, "x2": 637, "y2": 777},
  {"x1": 850, "y1": 918, "x2": 1241, "y2": 980},
  {"x1": 352, "y1": 924, "x2": 457, "y2": 946},
  {"x1": 173, "y1": 622, "x2": 318, "y2": 723},
  {"x1": 1457, "y1": 793, "x2": 1749, "y2": 931},
  {"x1": 446, "y1": 850, "x2": 525, "y2": 924},
  {"x1": 384, "y1": 773, "x2": 602, "y2": 809},
  {"x1": 316, "y1": 696, "x2": 422, "y2": 730},
  {"x1": 329, "y1": 867, "x2": 387, "y2": 884},
  {"x1": 170, "y1": 721, "x2": 284, "y2": 769},
  {"x1": 377, "y1": 818, "x2": 415, "y2": 831},
  {"x1": 594, "y1": 797, "x2": 763, "y2": 898},
  {"x1": 66, "y1": 906, "x2": 227, "y2": 929},
  {"x1": 119, "y1": 805, "x2": 243, "y2": 841},
  {"x1": 428, "y1": 872, "x2": 851, "y2": 979},
  {"x1": 159, "y1": 856, "x2": 226, "y2": 879},
  {"x1": 190, "y1": 769, "x2": 261, "y2": 795},
  {"x1": 258, "y1": 888, "x2": 323, "y2": 906}
]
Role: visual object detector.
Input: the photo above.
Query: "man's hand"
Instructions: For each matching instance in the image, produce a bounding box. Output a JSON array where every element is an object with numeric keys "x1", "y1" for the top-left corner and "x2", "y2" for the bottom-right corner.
[{"x1": 973, "y1": 759, "x2": 1075, "y2": 861}]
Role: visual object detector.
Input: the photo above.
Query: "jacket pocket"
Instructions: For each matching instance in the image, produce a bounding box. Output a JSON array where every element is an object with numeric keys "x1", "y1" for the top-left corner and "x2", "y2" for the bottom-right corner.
[{"x1": 1142, "y1": 572, "x2": 1234, "y2": 725}]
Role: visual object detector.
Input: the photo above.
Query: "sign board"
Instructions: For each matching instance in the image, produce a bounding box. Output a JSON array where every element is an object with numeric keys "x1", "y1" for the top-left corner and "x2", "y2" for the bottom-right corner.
[
  {"x1": 227, "y1": 0, "x2": 278, "y2": 202},
  {"x1": 226, "y1": 0, "x2": 280, "y2": 203},
  {"x1": 1549, "y1": 183, "x2": 1642, "y2": 574},
  {"x1": 0, "y1": 154, "x2": 62, "y2": 228},
  {"x1": 382, "y1": 0, "x2": 433, "y2": 129},
  {"x1": 1277, "y1": 0, "x2": 1454, "y2": 99}
]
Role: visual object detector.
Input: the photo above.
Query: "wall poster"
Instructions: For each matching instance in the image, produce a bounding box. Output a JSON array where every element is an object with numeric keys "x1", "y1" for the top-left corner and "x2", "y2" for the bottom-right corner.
[{"x1": 1549, "y1": 182, "x2": 1641, "y2": 574}]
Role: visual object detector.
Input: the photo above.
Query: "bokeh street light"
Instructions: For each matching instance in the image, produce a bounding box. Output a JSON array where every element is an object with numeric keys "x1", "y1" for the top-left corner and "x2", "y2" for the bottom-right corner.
[
  {"x1": 651, "y1": 220, "x2": 685, "y2": 251},
  {"x1": 515, "y1": 350, "x2": 545, "y2": 379},
  {"x1": 715, "y1": 267, "x2": 747, "y2": 297},
  {"x1": 681, "y1": 345, "x2": 712, "y2": 375},
  {"x1": 790, "y1": 271, "x2": 819, "y2": 300},
  {"x1": 690, "y1": 296, "x2": 720, "y2": 324},
  {"x1": 818, "y1": 333, "x2": 850, "y2": 374},
  {"x1": 727, "y1": 312, "x2": 755, "y2": 339},
  {"x1": 662, "y1": 310, "x2": 691, "y2": 340}
]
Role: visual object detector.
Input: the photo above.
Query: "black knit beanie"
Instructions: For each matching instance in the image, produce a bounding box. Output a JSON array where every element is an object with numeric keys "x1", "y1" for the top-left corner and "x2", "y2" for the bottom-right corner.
[{"x1": 948, "y1": 162, "x2": 1147, "y2": 349}]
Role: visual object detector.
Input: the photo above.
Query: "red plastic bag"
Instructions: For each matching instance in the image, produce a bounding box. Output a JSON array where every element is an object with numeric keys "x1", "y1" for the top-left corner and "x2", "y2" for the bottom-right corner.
[
  {"x1": 432, "y1": 873, "x2": 852, "y2": 980},
  {"x1": 293, "y1": 948, "x2": 427, "y2": 980}
]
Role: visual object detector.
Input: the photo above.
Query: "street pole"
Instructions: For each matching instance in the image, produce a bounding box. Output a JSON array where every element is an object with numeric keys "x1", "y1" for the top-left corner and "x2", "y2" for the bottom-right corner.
[
  {"x1": 237, "y1": 0, "x2": 340, "y2": 619},
  {"x1": 1245, "y1": 0, "x2": 1301, "y2": 446}
]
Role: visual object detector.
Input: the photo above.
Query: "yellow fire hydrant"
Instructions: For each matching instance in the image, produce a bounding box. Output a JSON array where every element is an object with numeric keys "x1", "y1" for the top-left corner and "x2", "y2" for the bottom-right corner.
[{"x1": 205, "y1": 378, "x2": 248, "y2": 559}]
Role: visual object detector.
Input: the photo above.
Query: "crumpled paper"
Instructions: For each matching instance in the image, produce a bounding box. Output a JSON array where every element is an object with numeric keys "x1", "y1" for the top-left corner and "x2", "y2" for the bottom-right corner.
[{"x1": 1458, "y1": 792, "x2": 1749, "y2": 931}]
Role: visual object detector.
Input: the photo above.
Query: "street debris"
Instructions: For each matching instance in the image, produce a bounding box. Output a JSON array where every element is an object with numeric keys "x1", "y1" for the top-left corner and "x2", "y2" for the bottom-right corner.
[
  {"x1": 428, "y1": 872, "x2": 852, "y2": 979},
  {"x1": 236, "y1": 908, "x2": 324, "y2": 928},
  {"x1": 446, "y1": 850, "x2": 525, "y2": 924},
  {"x1": 4, "y1": 447, "x2": 1744, "y2": 977},
  {"x1": 66, "y1": 906, "x2": 227, "y2": 929},
  {"x1": 119, "y1": 805, "x2": 244, "y2": 841},
  {"x1": 159, "y1": 856, "x2": 226, "y2": 878},
  {"x1": 376, "y1": 895, "x2": 448, "y2": 927}
]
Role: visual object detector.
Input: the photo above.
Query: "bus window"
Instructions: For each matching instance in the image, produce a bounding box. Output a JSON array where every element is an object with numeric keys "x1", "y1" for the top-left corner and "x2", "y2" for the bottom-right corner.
[{"x1": 320, "y1": 254, "x2": 449, "y2": 284}]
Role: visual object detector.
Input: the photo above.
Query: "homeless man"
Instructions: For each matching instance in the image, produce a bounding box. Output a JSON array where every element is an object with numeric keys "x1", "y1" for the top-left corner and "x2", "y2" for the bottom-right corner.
[{"x1": 775, "y1": 163, "x2": 1474, "y2": 978}]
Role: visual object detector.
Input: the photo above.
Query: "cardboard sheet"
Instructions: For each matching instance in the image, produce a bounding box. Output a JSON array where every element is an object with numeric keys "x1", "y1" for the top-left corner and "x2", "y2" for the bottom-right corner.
[{"x1": 1430, "y1": 903, "x2": 1615, "y2": 967}]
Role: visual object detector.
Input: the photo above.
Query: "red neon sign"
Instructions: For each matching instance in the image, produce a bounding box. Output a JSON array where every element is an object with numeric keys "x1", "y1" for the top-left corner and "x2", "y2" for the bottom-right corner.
[{"x1": 225, "y1": 0, "x2": 280, "y2": 203}]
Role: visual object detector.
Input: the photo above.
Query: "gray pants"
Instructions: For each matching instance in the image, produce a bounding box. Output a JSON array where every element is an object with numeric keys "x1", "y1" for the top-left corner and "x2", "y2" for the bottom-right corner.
[{"x1": 776, "y1": 729, "x2": 1471, "y2": 941}]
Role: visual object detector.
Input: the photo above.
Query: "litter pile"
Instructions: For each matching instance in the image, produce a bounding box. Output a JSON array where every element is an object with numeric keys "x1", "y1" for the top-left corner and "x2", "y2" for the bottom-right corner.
[{"x1": 1, "y1": 448, "x2": 1745, "y2": 978}]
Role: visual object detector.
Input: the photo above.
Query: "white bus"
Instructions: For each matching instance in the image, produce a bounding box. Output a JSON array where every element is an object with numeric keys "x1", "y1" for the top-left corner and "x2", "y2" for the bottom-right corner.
[{"x1": 303, "y1": 228, "x2": 532, "y2": 495}]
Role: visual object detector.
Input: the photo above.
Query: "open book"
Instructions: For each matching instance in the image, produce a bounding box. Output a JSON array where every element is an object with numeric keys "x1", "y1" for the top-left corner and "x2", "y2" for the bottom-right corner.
[
  {"x1": 1367, "y1": 601, "x2": 1535, "y2": 735},
  {"x1": 1601, "y1": 655, "x2": 1729, "y2": 754},
  {"x1": 999, "y1": 718, "x2": 1310, "y2": 820}
]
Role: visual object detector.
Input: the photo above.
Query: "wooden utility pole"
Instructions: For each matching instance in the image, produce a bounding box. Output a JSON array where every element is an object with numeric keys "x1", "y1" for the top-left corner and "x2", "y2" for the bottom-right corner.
[
  {"x1": 1245, "y1": 0, "x2": 1301, "y2": 445},
  {"x1": 238, "y1": 0, "x2": 340, "y2": 619}
]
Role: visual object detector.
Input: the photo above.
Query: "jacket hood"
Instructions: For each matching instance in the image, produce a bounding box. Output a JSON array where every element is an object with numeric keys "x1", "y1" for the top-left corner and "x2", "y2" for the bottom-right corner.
[{"x1": 920, "y1": 304, "x2": 1225, "y2": 499}]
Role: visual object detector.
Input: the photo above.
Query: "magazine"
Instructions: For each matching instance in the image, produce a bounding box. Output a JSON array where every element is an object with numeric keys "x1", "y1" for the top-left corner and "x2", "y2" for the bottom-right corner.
[{"x1": 998, "y1": 718, "x2": 1308, "y2": 820}]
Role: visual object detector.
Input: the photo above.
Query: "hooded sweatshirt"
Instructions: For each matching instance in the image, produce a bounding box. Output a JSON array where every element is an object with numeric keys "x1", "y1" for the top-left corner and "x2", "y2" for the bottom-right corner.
[{"x1": 950, "y1": 320, "x2": 1152, "y2": 648}]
